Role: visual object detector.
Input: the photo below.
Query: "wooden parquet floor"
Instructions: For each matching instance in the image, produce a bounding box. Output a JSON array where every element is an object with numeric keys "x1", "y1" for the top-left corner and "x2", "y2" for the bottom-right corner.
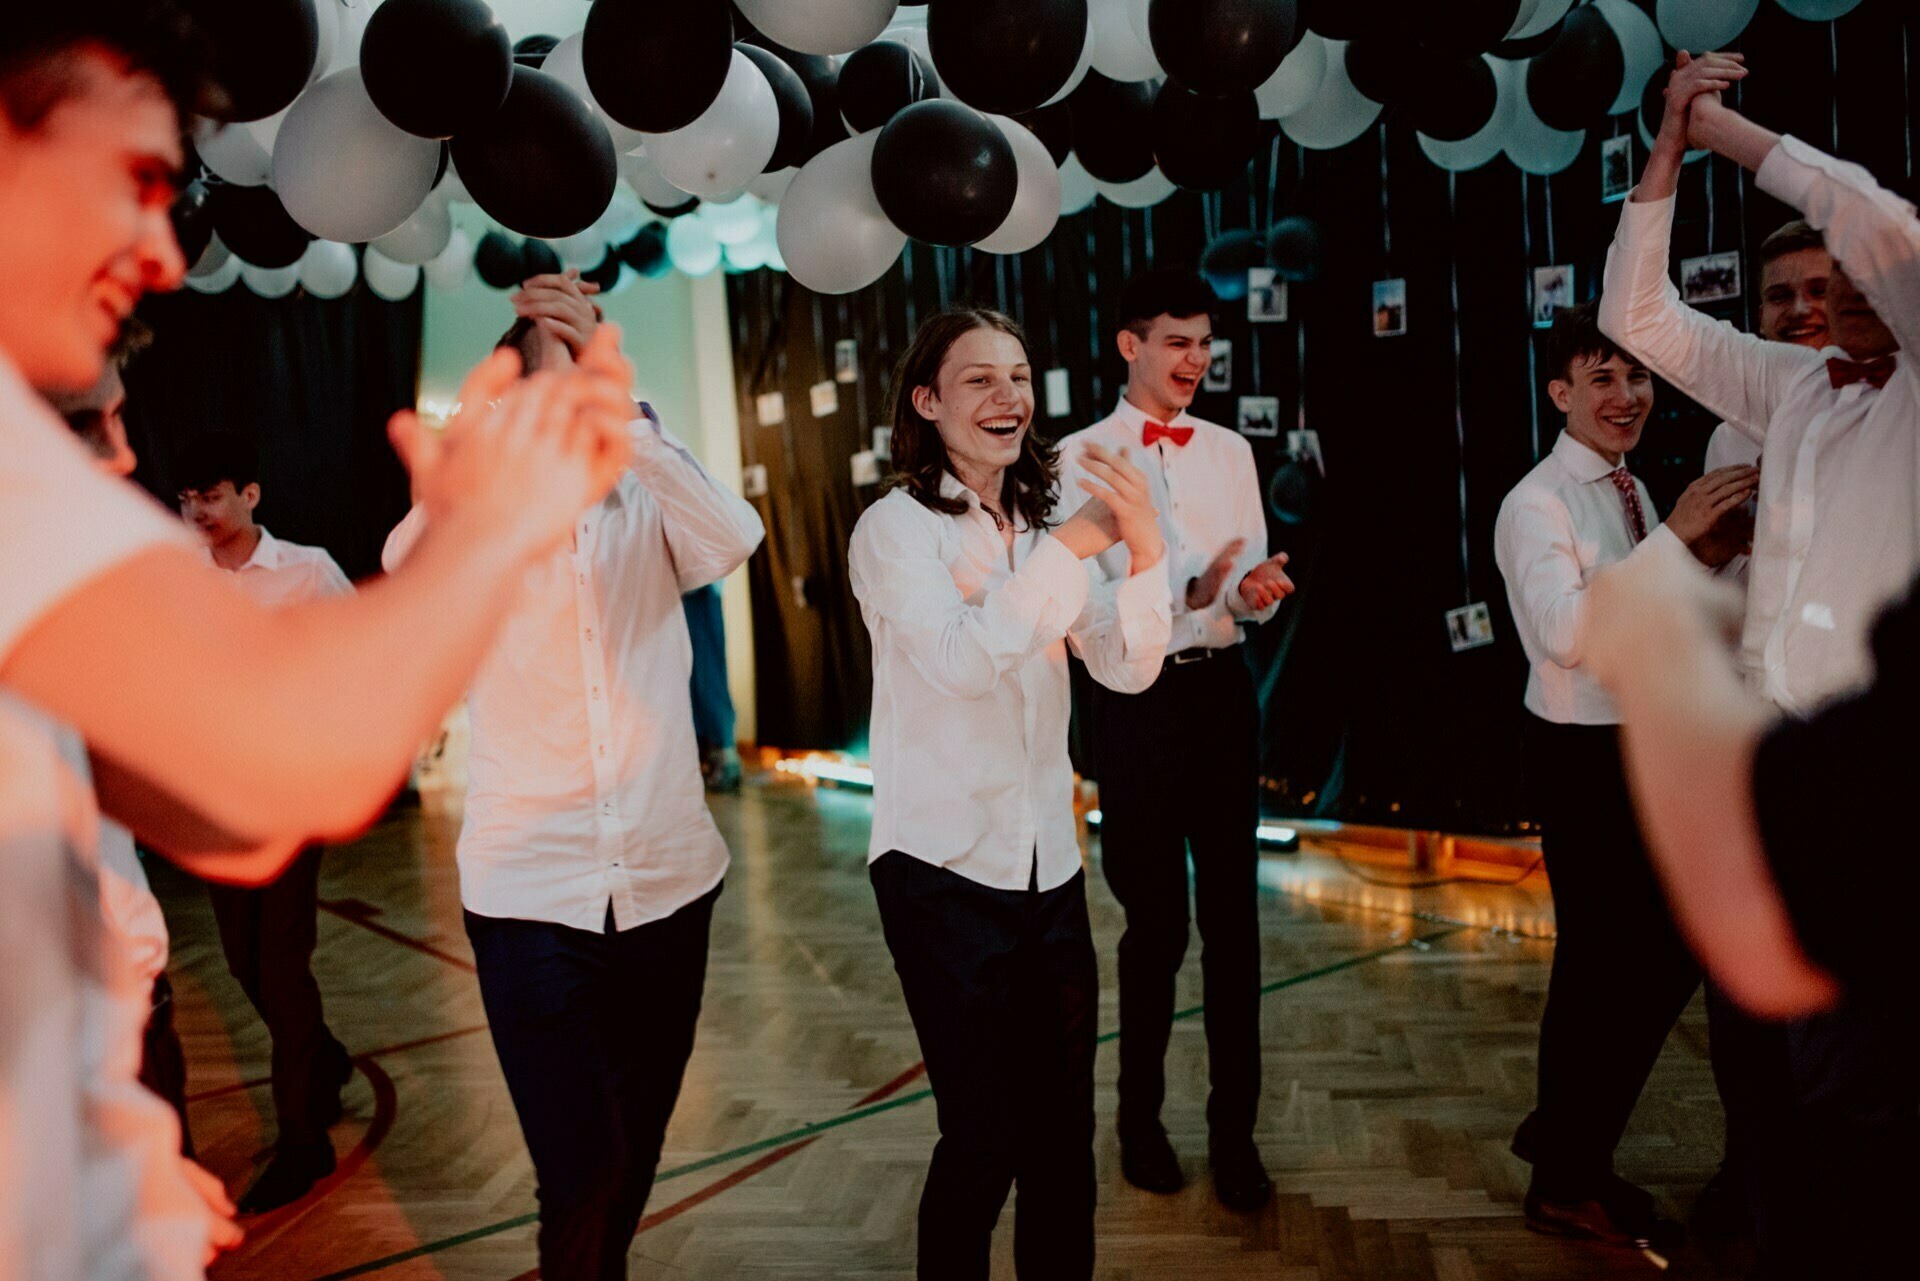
[{"x1": 151, "y1": 773, "x2": 1740, "y2": 1280}]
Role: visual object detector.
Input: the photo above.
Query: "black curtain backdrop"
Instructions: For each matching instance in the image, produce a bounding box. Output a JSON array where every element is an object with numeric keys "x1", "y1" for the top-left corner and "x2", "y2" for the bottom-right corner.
[
  {"x1": 729, "y1": 0, "x2": 1917, "y2": 835},
  {"x1": 123, "y1": 286, "x2": 422, "y2": 581}
]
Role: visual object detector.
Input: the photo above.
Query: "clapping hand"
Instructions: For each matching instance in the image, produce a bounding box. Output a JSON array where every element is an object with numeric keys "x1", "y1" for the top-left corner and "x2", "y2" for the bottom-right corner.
[
  {"x1": 1075, "y1": 442, "x2": 1165, "y2": 573},
  {"x1": 1237, "y1": 552, "x2": 1294, "y2": 611}
]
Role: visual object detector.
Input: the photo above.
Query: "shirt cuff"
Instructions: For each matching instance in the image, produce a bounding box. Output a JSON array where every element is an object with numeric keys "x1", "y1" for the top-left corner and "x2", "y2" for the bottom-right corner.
[
  {"x1": 1631, "y1": 522, "x2": 1692, "y2": 567},
  {"x1": 1618, "y1": 189, "x2": 1677, "y2": 244},
  {"x1": 1755, "y1": 135, "x2": 1830, "y2": 211},
  {"x1": 1113, "y1": 557, "x2": 1172, "y2": 660}
]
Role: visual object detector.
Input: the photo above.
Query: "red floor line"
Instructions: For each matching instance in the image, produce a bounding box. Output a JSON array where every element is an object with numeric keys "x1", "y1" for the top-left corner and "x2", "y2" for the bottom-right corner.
[
  {"x1": 856, "y1": 1060, "x2": 928, "y2": 1106},
  {"x1": 185, "y1": 1024, "x2": 490, "y2": 1105},
  {"x1": 317, "y1": 898, "x2": 477, "y2": 974}
]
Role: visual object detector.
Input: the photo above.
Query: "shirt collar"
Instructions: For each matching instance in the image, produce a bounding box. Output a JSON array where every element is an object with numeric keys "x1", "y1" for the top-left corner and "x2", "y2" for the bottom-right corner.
[
  {"x1": 938, "y1": 471, "x2": 980, "y2": 507},
  {"x1": 1552, "y1": 430, "x2": 1625, "y2": 484},
  {"x1": 204, "y1": 526, "x2": 281, "y2": 572},
  {"x1": 1111, "y1": 395, "x2": 1194, "y2": 441}
]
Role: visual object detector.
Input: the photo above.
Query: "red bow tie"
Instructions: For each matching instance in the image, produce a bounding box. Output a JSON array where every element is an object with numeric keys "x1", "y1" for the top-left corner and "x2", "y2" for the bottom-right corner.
[
  {"x1": 1142, "y1": 420, "x2": 1194, "y2": 448},
  {"x1": 1827, "y1": 355, "x2": 1896, "y2": 391}
]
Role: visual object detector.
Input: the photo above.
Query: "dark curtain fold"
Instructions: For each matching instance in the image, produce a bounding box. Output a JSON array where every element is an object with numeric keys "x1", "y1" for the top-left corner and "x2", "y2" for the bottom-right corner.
[
  {"x1": 121, "y1": 286, "x2": 423, "y2": 581},
  {"x1": 728, "y1": 0, "x2": 1916, "y2": 834}
]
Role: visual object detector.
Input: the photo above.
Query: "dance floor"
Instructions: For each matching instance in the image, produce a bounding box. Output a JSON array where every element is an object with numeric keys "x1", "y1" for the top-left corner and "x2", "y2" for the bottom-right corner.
[{"x1": 164, "y1": 770, "x2": 1739, "y2": 1280}]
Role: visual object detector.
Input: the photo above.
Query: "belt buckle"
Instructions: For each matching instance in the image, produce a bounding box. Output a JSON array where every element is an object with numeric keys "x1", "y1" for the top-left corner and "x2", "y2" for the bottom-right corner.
[{"x1": 1169, "y1": 648, "x2": 1207, "y2": 666}]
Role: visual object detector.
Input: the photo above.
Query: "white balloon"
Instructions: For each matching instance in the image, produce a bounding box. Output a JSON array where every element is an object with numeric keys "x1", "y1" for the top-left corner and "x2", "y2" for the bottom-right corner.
[
  {"x1": 188, "y1": 254, "x2": 243, "y2": 294},
  {"x1": 1504, "y1": 65, "x2": 1585, "y2": 175},
  {"x1": 1595, "y1": 0, "x2": 1665, "y2": 116},
  {"x1": 273, "y1": 68, "x2": 441, "y2": 242},
  {"x1": 1257, "y1": 30, "x2": 1327, "y2": 120},
  {"x1": 552, "y1": 228, "x2": 610, "y2": 272},
  {"x1": 1775, "y1": 0, "x2": 1866, "y2": 18},
  {"x1": 737, "y1": 0, "x2": 900, "y2": 57},
  {"x1": 1043, "y1": 10, "x2": 1098, "y2": 107},
  {"x1": 699, "y1": 197, "x2": 765, "y2": 246},
  {"x1": 641, "y1": 52, "x2": 780, "y2": 198},
  {"x1": 595, "y1": 187, "x2": 647, "y2": 246},
  {"x1": 1657, "y1": 0, "x2": 1760, "y2": 50},
  {"x1": 362, "y1": 246, "x2": 421, "y2": 301},
  {"x1": 1418, "y1": 55, "x2": 1514, "y2": 172},
  {"x1": 1127, "y1": 0, "x2": 1155, "y2": 46},
  {"x1": 1510, "y1": 0, "x2": 1577, "y2": 41},
  {"x1": 299, "y1": 240, "x2": 359, "y2": 298},
  {"x1": 1093, "y1": 167, "x2": 1175, "y2": 208},
  {"x1": 194, "y1": 117, "x2": 273, "y2": 186},
  {"x1": 667, "y1": 217, "x2": 723, "y2": 277},
  {"x1": 1059, "y1": 154, "x2": 1097, "y2": 215},
  {"x1": 776, "y1": 132, "x2": 907, "y2": 295},
  {"x1": 371, "y1": 193, "x2": 454, "y2": 264},
  {"x1": 726, "y1": 238, "x2": 770, "y2": 272},
  {"x1": 544, "y1": 32, "x2": 648, "y2": 155},
  {"x1": 748, "y1": 167, "x2": 797, "y2": 204},
  {"x1": 325, "y1": 0, "x2": 373, "y2": 74},
  {"x1": 436, "y1": 159, "x2": 471, "y2": 205},
  {"x1": 1279, "y1": 41, "x2": 1382, "y2": 151},
  {"x1": 424, "y1": 228, "x2": 474, "y2": 292},
  {"x1": 620, "y1": 153, "x2": 696, "y2": 210},
  {"x1": 976, "y1": 115, "x2": 1061, "y2": 254},
  {"x1": 1088, "y1": 0, "x2": 1162, "y2": 81},
  {"x1": 241, "y1": 260, "x2": 301, "y2": 298},
  {"x1": 189, "y1": 234, "x2": 231, "y2": 278}
]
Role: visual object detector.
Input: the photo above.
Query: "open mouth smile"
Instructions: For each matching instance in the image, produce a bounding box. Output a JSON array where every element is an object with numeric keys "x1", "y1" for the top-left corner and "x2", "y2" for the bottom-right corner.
[{"x1": 978, "y1": 416, "x2": 1023, "y2": 438}]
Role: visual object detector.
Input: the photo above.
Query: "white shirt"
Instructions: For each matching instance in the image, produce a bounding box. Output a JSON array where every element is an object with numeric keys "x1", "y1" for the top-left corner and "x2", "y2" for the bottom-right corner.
[
  {"x1": 849, "y1": 476, "x2": 1172, "y2": 891},
  {"x1": 1057, "y1": 399, "x2": 1280, "y2": 655},
  {"x1": 0, "y1": 351, "x2": 211, "y2": 1279},
  {"x1": 203, "y1": 525, "x2": 353, "y2": 606},
  {"x1": 1494, "y1": 431, "x2": 1689, "y2": 725},
  {"x1": 384, "y1": 411, "x2": 764, "y2": 932},
  {"x1": 1602, "y1": 135, "x2": 1920, "y2": 713}
]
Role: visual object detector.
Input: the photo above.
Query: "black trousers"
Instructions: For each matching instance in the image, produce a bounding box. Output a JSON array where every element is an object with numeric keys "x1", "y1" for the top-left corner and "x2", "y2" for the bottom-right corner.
[
  {"x1": 139, "y1": 975, "x2": 194, "y2": 1157},
  {"x1": 1516, "y1": 717, "x2": 1702, "y2": 1192},
  {"x1": 1090, "y1": 651, "x2": 1262, "y2": 1144},
  {"x1": 870, "y1": 852, "x2": 1098, "y2": 1281},
  {"x1": 466, "y1": 885, "x2": 719, "y2": 1281},
  {"x1": 207, "y1": 846, "x2": 345, "y2": 1150}
]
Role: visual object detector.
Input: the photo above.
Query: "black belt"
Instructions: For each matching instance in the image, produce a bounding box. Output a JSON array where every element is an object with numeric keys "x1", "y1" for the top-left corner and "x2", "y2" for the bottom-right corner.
[{"x1": 1164, "y1": 646, "x2": 1231, "y2": 669}]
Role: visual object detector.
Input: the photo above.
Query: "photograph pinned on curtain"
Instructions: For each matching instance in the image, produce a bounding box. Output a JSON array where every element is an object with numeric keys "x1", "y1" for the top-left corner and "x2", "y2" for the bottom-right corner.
[
  {"x1": 1446, "y1": 602, "x2": 1495, "y2": 653},
  {"x1": 850, "y1": 450, "x2": 881, "y2": 487},
  {"x1": 742, "y1": 463, "x2": 769, "y2": 498},
  {"x1": 1287, "y1": 428, "x2": 1325, "y2": 477},
  {"x1": 1045, "y1": 367, "x2": 1072, "y2": 418},
  {"x1": 1681, "y1": 251, "x2": 1742, "y2": 305},
  {"x1": 1532, "y1": 264, "x2": 1576, "y2": 329},
  {"x1": 1237, "y1": 395, "x2": 1282, "y2": 438},
  {"x1": 1601, "y1": 134, "x2": 1633, "y2": 204},
  {"x1": 834, "y1": 339, "x2": 859, "y2": 384},
  {"x1": 755, "y1": 391, "x2": 786, "y2": 426},
  {"x1": 872, "y1": 425, "x2": 892, "y2": 461},
  {"x1": 810, "y1": 380, "x2": 839, "y2": 418},
  {"x1": 1247, "y1": 268, "x2": 1288, "y2": 323},
  {"x1": 1205, "y1": 339, "x2": 1233, "y2": 391},
  {"x1": 1372, "y1": 278, "x2": 1407, "y2": 337}
]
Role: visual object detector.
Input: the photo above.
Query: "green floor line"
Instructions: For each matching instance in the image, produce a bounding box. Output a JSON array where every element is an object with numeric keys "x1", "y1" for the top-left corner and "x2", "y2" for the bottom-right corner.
[{"x1": 311, "y1": 925, "x2": 1458, "y2": 1281}]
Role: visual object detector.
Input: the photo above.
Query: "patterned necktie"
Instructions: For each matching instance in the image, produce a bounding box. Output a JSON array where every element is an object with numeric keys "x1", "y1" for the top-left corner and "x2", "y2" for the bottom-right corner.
[
  {"x1": 1608, "y1": 467, "x2": 1647, "y2": 544},
  {"x1": 1142, "y1": 420, "x2": 1194, "y2": 448}
]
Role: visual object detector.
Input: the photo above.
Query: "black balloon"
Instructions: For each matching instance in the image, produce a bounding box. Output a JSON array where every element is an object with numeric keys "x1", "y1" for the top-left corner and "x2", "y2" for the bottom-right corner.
[
  {"x1": 838, "y1": 41, "x2": 940, "y2": 135},
  {"x1": 171, "y1": 179, "x2": 215, "y2": 270},
  {"x1": 582, "y1": 254, "x2": 626, "y2": 292},
  {"x1": 1300, "y1": 0, "x2": 1394, "y2": 43},
  {"x1": 773, "y1": 49, "x2": 849, "y2": 161},
  {"x1": 512, "y1": 33, "x2": 559, "y2": 68},
  {"x1": 520, "y1": 239, "x2": 562, "y2": 278},
  {"x1": 645, "y1": 195, "x2": 704, "y2": 219},
  {"x1": 585, "y1": 0, "x2": 735, "y2": 134},
  {"x1": 474, "y1": 230, "x2": 525, "y2": 289},
  {"x1": 1409, "y1": 55, "x2": 1497, "y2": 141},
  {"x1": 1266, "y1": 214, "x2": 1323, "y2": 282},
  {"x1": 1525, "y1": 4, "x2": 1624, "y2": 132},
  {"x1": 1199, "y1": 229, "x2": 1264, "y2": 300},
  {"x1": 194, "y1": 0, "x2": 319, "y2": 122},
  {"x1": 1151, "y1": 83, "x2": 1259, "y2": 190},
  {"x1": 1344, "y1": 38, "x2": 1431, "y2": 106},
  {"x1": 739, "y1": 45, "x2": 816, "y2": 172},
  {"x1": 1414, "y1": 0, "x2": 1523, "y2": 58},
  {"x1": 1493, "y1": 19, "x2": 1565, "y2": 61},
  {"x1": 1150, "y1": 0, "x2": 1299, "y2": 96},
  {"x1": 208, "y1": 183, "x2": 313, "y2": 269},
  {"x1": 452, "y1": 67, "x2": 618, "y2": 239},
  {"x1": 1014, "y1": 103, "x2": 1074, "y2": 166},
  {"x1": 871, "y1": 100, "x2": 1018, "y2": 247},
  {"x1": 1640, "y1": 64, "x2": 1671, "y2": 142},
  {"x1": 360, "y1": 0, "x2": 514, "y2": 139},
  {"x1": 620, "y1": 223, "x2": 673, "y2": 278},
  {"x1": 927, "y1": 0, "x2": 1089, "y2": 116},
  {"x1": 1068, "y1": 73, "x2": 1158, "y2": 184}
]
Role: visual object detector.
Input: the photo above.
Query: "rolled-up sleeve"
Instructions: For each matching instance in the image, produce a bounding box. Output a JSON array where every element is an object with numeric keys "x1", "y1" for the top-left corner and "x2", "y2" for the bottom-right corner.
[
  {"x1": 628, "y1": 413, "x2": 765, "y2": 591},
  {"x1": 850, "y1": 502, "x2": 1090, "y2": 703}
]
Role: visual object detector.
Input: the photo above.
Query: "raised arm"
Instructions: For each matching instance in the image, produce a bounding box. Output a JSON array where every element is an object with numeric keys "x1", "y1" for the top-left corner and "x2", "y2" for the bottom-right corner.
[
  {"x1": 627, "y1": 406, "x2": 766, "y2": 590},
  {"x1": 3, "y1": 339, "x2": 637, "y2": 862},
  {"x1": 1601, "y1": 52, "x2": 1820, "y2": 434}
]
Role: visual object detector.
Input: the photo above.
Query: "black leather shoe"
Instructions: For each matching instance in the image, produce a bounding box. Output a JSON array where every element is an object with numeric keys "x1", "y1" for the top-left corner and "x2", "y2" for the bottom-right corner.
[
  {"x1": 1210, "y1": 1141, "x2": 1273, "y2": 1212},
  {"x1": 237, "y1": 1141, "x2": 335, "y2": 1215},
  {"x1": 1119, "y1": 1124, "x2": 1185, "y2": 1194},
  {"x1": 1524, "y1": 1174, "x2": 1682, "y2": 1252}
]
